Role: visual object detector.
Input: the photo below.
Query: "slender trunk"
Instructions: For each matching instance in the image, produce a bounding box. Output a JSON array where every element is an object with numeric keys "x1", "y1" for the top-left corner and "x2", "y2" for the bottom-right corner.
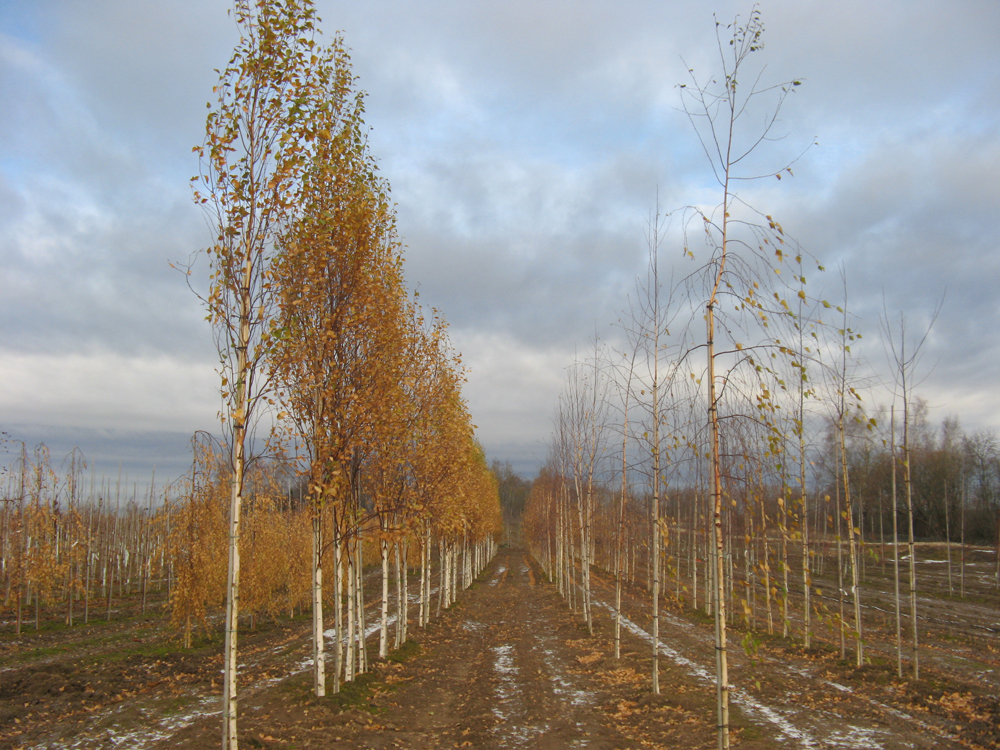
[
  {"x1": 222, "y1": 459, "x2": 243, "y2": 750},
  {"x1": 836, "y1": 464, "x2": 845, "y2": 660},
  {"x1": 312, "y1": 511, "x2": 325, "y2": 697},
  {"x1": 394, "y1": 540, "x2": 403, "y2": 648},
  {"x1": 762, "y1": 498, "x2": 772, "y2": 635},
  {"x1": 451, "y1": 541, "x2": 458, "y2": 605},
  {"x1": 106, "y1": 551, "x2": 115, "y2": 623},
  {"x1": 880, "y1": 492, "x2": 885, "y2": 577},
  {"x1": 222, "y1": 268, "x2": 251, "y2": 750},
  {"x1": 707, "y1": 301, "x2": 729, "y2": 749},
  {"x1": 422, "y1": 525, "x2": 431, "y2": 626},
  {"x1": 693, "y1": 485, "x2": 700, "y2": 611},
  {"x1": 945, "y1": 485, "x2": 953, "y2": 596},
  {"x1": 356, "y1": 533, "x2": 367, "y2": 675},
  {"x1": 380, "y1": 537, "x2": 390, "y2": 659},
  {"x1": 891, "y1": 407, "x2": 903, "y2": 679},
  {"x1": 651, "y1": 397, "x2": 660, "y2": 695},
  {"x1": 839, "y1": 416, "x2": 863, "y2": 666},
  {"x1": 84, "y1": 504, "x2": 92, "y2": 625},
  {"x1": 904, "y1": 398, "x2": 919, "y2": 679},
  {"x1": 573, "y1": 474, "x2": 593, "y2": 635},
  {"x1": 400, "y1": 538, "x2": 408, "y2": 644},
  {"x1": 960, "y1": 474, "x2": 966, "y2": 598},
  {"x1": 616, "y1": 386, "x2": 630, "y2": 659},
  {"x1": 346, "y1": 540, "x2": 356, "y2": 683},
  {"x1": 780, "y1": 490, "x2": 789, "y2": 638},
  {"x1": 437, "y1": 539, "x2": 445, "y2": 615},
  {"x1": 332, "y1": 534, "x2": 342, "y2": 694}
]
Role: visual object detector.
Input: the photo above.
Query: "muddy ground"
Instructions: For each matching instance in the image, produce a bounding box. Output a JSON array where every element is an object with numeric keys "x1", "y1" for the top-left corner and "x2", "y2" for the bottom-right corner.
[{"x1": 1, "y1": 545, "x2": 999, "y2": 749}]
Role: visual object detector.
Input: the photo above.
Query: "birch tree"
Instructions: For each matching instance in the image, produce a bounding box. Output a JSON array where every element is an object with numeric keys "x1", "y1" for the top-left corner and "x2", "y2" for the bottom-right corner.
[
  {"x1": 192, "y1": 1, "x2": 325, "y2": 743},
  {"x1": 561, "y1": 347, "x2": 611, "y2": 636},
  {"x1": 676, "y1": 11, "x2": 815, "y2": 747},
  {"x1": 881, "y1": 302, "x2": 941, "y2": 679},
  {"x1": 827, "y1": 286, "x2": 867, "y2": 666},
  {"x1": 269, "y1": 32, "x2": 410, "y2": 694}
]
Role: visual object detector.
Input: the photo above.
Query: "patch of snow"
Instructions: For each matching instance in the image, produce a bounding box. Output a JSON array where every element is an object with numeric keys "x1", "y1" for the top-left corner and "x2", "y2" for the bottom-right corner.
[
  {"x1": 594, "y1": 601, "x2": 880, "y2": 749},
  {"x1": 46, "y1": 694, "x2": 219, "y2": 750},
  {"x1": 540, "y1": 646, "x2": 593, "y2": 707},
  {"x1": 825, "y1": 725, "x2": 891, "y2": 748},
  {"x1": 493, "y1": 644, "x2": 516, "y2": 674},
  {"x1": 488, "y1": 641, "x2": 552, "y2": 746}
]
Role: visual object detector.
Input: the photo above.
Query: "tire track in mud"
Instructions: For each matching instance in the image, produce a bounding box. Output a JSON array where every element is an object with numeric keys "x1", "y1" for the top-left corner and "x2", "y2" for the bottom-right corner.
[
  {"x1": 480, "y1": 554, "x2": 601, "y2": 749},
  {"x1": 354, "y1": 547, "x2": 639, "y2": 749}
]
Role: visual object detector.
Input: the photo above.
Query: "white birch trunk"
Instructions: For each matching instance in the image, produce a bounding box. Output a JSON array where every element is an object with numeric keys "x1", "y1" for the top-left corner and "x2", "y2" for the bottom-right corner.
[
  {"x1": 346, "y1": 545, "x2": 355, "y2": 683},
  {"x1": 379, "y1": 538, "x2": 389, "y2": 659},
  {"x1": 333, "y1": 536, "x2": 342, "y2": 693},
  {"x1": 312, "y1": 512, "x2": 325, "y2": 696},
  {"x1": 437, "y1": 539, "x2": 445, "y2": 615},
  {"x1": 394, "y1": 540, "x2": 403, "y2": 648},
  {"x1": 399, "y1": 538, "x2": 408, "y2": 644},
  {"x1": 222, "y1": 441, "x2": 244, "y2": 750}
]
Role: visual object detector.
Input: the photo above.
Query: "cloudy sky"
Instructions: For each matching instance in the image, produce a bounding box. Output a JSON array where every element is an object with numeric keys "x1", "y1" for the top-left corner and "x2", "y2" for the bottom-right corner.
[{"x1": 1, "y1": 0, "x2": 998, "y2": 485}]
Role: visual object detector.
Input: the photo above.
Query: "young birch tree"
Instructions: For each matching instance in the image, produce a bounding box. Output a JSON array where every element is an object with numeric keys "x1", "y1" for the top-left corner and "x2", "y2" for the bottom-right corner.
[
  {"x1": 881, "y1": 302, "x2": 940, "y2": 679},
  {"x1": 827, "y1": 285, "x2": 867, "y2": 667},
  {"x1": 621, "y1": 203, "x2": 682, "y2": 694},
  {"x1": 676, "y1": 11, "x2": 815, "y2": 748},
  {"x1": 270, "y1": 38, "x2": 409, "y2": 694},
  {"x1": 562, "y1": 346, "x2": 611, "y2": 636},
  {"x1": 192, "y1": 1, "x2": 323, "y2": 743}
]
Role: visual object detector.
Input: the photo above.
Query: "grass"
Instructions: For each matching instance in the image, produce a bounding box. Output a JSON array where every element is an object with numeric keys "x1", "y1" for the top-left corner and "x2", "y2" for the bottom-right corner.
[
  {"x1": 278, "y1": 636, "x2": 424, "y2": 715},
  {"x1": 15, "y1": 644, "x2": 71, "y2": 660},
  {"x1": 328, "y1": 670, "x2": 383, "y2": 712},
  {"x1": 685, "y1": 607, "x2": 715, "y2": 626},
  {"x1": 388, "y1": 638, "x2": 420, "y2": 663}
]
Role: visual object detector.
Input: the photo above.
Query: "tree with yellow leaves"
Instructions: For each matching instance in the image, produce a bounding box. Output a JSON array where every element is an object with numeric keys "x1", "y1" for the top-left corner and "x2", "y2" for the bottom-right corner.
[
  {"x1": 268, "y1": 31, "x2": 412, "y2": 696},
  {"x1": 193, "y1": 1, "x2": 331, "y2": 741}
]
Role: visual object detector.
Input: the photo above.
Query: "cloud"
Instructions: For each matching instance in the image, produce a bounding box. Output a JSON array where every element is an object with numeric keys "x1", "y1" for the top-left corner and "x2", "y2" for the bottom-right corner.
[
  {"x1": 1, "y1": 0, "x2": 997, "y2": 481},
  {"x1": 454, "y1": 327, "x2": 572, "y2": 470},
  {"x1": 0, "y1": 349, "x2": 218, "y2": 431},
  {"x1": 0, "y1": 173, "x2": 210, "y2": 358}
]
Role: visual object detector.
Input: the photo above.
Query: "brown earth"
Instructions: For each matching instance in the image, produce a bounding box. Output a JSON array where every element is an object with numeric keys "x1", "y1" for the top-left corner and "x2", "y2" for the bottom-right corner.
[{"x1": 1, "y1": 545, "x2": 998, "y2": 749}]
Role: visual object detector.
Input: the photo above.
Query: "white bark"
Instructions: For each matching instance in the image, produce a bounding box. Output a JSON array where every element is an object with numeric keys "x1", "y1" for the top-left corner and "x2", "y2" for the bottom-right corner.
[
  {"x1": 333, "y1": 536, "x2": 342, "y2": 693},
  {"x1": 312, "y1": 512, "x2": 325, "y2": 696},
  {"x1": 379, "y1": 538, "x2": 389, "y2": 659}
]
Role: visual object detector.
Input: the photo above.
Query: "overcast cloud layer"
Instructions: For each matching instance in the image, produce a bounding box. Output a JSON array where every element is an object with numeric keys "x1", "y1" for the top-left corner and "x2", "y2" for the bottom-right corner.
[{"x1": 1, "y1": 0, "x2": 998, "y2": 483}]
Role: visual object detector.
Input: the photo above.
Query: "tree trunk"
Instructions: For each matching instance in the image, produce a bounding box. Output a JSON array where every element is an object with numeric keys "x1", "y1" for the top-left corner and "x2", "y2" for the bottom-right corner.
[
  {"x1": 707, "y1": 302, "x2": 730, "y2": 750},
  {"x1": 332, "y1": 535, "x2": 342, "y2": 694},
  {"x1": 222, "y1": 443, "x2": 244, "y2": 750},
  {"x1": 892, "y1": 407, "x2": 903, "y2": 679},
  {"x1": 311, "y1": 511, "x2": 325, "y2": 697},
  {"x1": 380, "y1": 537, "x2": 390, "y2": 659}
]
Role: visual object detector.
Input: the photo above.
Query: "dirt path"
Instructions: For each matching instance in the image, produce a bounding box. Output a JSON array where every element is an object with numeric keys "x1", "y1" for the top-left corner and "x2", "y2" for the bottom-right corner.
[
  {"x1": 153, "y1": 547, "x2": 652, "y2": 749},
  {"x1": 4, "y1": 546, "x2": 998, "y2": 749},
  {"x1": 345, "y1": 549, "x2": 638, "y2": 750}
]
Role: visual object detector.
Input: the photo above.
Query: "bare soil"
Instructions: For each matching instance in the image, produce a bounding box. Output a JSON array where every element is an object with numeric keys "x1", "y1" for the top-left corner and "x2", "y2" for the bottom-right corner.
[{"x1": 1, "y1": 544, "x2": 998, "y2": 749}]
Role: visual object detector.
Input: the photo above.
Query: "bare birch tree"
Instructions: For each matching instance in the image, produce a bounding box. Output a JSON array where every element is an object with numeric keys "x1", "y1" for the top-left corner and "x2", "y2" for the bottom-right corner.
[
  {"x1": 881, "y1": 300, "x2": 941, "y2": 679},
  {"x1": 676, "y1": 11, "x2": 815, "y2": 747}
]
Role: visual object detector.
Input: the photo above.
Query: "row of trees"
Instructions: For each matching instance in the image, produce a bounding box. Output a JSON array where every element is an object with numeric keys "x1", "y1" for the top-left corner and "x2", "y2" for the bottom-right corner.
[
  {"x1": 527, "y1": 324, "x2": 1000, "y2": 749},
  {"x1": 0, "y1": 444, "x2": 172, "y2": 634},
  {"x1": 1, "y1": 6, "x2": 500, "y2": 750},
  {"x1": 189, "y1": 2, "x2": 502, "y2": 747},
  {"x1": 522, "y1": 11, "x2": 998, "y2": 750},
  {"x1": 0, "y1": 435, "x2": 501, "y2": 651}
]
